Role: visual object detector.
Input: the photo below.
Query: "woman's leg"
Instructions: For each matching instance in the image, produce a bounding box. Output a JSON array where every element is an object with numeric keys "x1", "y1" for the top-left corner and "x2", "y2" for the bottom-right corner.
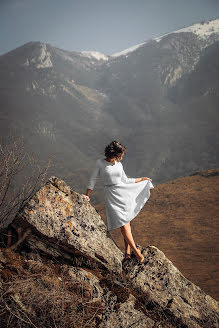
[
  {"x1": 124, "y1": 221, "x2": 132, "y2": 257},
  {"x1": 124, "y1": 237, "x2": 131, "y2": 257},
  {"x1": 120, "y1": 222, "x2": 144, "y2": 262}
]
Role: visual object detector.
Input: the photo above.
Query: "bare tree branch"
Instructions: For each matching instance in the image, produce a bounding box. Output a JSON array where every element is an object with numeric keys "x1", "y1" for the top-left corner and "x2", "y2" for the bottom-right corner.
[{"x1": 0, "y1": 130, "x2": 51, "y2": 228}]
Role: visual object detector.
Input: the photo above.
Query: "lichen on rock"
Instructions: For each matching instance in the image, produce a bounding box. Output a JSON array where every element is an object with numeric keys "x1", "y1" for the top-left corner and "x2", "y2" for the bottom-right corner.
[{"x1": 12, "y1": 176, "x2": 123, "y2": 273}]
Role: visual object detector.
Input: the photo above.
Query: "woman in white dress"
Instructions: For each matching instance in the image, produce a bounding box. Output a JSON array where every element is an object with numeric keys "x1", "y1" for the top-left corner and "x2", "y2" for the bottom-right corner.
[{"x1": 82, "y1": 141, "x2": 154, "y2": 263}]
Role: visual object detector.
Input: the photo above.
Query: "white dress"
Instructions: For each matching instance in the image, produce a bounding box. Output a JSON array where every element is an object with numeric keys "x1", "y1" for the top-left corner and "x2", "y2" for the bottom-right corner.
[{"x1": 87, "y1": 157, "x2": 154, "y2": 231}]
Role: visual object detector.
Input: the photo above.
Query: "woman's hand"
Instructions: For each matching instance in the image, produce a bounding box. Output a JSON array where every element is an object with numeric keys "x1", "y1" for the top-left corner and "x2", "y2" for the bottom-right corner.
[
  {"x1": 141, "y1": 177, "x2": 152, "y2": 182},
  {"x1": 81, "y1": 194, "x2": 90, "y2": 201}
]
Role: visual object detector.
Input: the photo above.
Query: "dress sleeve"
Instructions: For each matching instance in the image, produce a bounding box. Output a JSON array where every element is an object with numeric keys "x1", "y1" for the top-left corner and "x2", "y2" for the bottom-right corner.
[
  {"x1": 121, "y1": 163, "x2": 136, "y2": 184},
  {"x1": 87, "y1": 159, "x2": 100, "y2": 190}
]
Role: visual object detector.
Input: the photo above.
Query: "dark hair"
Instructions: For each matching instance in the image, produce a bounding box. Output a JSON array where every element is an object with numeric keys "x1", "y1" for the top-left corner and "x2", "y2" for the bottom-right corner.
[{"x1": 104, "y1": 140, "x2": 126, "y2": 159}]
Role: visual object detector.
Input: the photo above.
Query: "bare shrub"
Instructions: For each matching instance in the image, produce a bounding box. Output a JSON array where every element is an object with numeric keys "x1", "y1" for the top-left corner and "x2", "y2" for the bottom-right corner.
[{"x1": 0, "y1": 131, "x2": 51, "y2": 229}]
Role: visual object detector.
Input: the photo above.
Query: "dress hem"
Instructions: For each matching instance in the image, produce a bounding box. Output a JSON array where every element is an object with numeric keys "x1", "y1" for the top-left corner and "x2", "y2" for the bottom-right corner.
[{"x1": 107, "y1": 181, "x2": 154, "y2": 231}]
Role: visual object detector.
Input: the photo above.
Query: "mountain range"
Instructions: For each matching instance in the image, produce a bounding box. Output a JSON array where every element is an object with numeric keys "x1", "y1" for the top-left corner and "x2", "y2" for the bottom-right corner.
[{"x1": 0, "y1": 17, "x2": 219, "y2": 204}]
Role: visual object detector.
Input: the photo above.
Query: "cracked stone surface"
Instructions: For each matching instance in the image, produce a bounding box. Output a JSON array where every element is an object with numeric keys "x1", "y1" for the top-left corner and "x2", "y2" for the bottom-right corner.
[
  {"x1": 122, "y1": 246, "x2": 219, "y2": 328},
  {"x1": 12, "y1": 176, "x2": 123, "y2": 273}
]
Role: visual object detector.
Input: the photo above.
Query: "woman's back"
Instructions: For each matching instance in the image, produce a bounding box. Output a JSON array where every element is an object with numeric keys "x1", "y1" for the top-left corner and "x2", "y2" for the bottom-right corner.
[{"x1": 87, "y1": 158, "x2": 136, "y2": 190}]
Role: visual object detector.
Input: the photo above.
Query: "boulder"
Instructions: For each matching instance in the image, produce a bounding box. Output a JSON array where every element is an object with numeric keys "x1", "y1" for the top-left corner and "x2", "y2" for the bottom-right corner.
[
  {"x1": 122, "y1": 246, "x2": 219, "y2": 328},
  {"x1": 12, "y1": 176, "x2": 123, "y2": 273},
  {"x1": 99, "y1": 294, "x2": 155, "y2": 328}
]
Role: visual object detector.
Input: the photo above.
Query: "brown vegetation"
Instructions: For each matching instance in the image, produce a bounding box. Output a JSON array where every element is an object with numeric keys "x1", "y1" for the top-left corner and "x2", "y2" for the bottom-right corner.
[{"x1": 0, "y1": 248, "x2": 104, "y2": 328}]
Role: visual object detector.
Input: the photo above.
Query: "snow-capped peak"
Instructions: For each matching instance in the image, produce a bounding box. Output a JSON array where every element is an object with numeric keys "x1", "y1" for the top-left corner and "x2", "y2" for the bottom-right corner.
[
  {"x1": 111, "y1": 41, "x2": 146, "y2": 58},
  {"x1": 80, "y1": 51, "x2": 108, "y2": 61},
  {"x1": 111, "y1": 18, "x2": 219, "y2": 58},
  {"x1": 155, "y1": 18, "x2": 219, "y2": 42}
]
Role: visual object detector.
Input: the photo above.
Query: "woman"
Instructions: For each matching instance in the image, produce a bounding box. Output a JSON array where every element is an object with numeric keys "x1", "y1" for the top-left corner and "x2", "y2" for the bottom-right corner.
[{"x1": 82, "y1": 140, "x2": 154, "y2": 263}]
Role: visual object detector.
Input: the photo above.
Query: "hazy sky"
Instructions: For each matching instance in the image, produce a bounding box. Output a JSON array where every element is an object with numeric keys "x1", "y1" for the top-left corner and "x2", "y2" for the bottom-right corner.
[{"x1": 1, "y1": 0, "x2": 219, "y2": 56}]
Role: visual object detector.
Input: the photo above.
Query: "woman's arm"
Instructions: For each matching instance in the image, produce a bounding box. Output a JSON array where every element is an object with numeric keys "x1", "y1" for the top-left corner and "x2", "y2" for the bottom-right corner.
[
  {"x1": 121, "y1": 163, "x2": 152, "y2": 183},
  {"x1": 87, "y1": 159, "x2": 100, "y2": 190},
  {"x1": 86, "y1": 188, "x2": 92, "y2": 197},
  {"x1": 121, "y1": 164, "x2": 136, "y2": 183},
  {"x1": 135, "y1": 177, "x2": 152, "y2": 183},
  {"x1": 82, "y1": 160, "x2": 100, "y2": 201}
]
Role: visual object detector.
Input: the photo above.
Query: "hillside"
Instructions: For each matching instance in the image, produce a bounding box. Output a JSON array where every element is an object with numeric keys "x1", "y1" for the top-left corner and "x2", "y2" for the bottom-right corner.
[{"x1": 95, "y1": 167, "x2": 219, "y2": 301}]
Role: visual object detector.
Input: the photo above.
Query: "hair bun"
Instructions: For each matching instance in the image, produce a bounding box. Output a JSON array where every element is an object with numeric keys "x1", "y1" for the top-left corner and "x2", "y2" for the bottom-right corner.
[{"x1": 104, "y1": 141, "x2": 126, "y2": 159}]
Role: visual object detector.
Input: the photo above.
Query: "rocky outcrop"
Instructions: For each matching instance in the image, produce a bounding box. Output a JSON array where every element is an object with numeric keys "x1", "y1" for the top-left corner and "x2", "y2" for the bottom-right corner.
[
  {"x1": 123, "y1": 246, "x2": 218, "y2": 328},
  {"x1": 11, "y1": 176, "x2": 123, "y2": 273},
  {"x1": 1, "y1": 176, "x2": 218, "y2": 328},
  {"x1": 100, "y1": 294, "x2": 155, "y2": 328}
]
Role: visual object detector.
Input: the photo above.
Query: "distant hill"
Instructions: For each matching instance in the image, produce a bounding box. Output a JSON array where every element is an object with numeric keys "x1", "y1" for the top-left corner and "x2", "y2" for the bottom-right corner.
[{"x1": 95, "y1": 167, "x2": 219, "y2": 301}]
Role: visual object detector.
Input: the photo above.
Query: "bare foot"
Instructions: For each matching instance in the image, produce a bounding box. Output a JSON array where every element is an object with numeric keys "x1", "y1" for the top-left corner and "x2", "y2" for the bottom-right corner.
[
  {"x1": 124, "y1": 252, "x2": 131, "y2": 259},
  {"x1": 135, "y1": 249, "x2": 144, "y2": 263}
]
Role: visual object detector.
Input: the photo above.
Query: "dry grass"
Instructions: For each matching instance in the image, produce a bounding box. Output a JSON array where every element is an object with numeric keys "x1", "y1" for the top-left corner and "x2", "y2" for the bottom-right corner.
[{"x1": 0, "y1": 249, "x2": 105, "y2": 328}]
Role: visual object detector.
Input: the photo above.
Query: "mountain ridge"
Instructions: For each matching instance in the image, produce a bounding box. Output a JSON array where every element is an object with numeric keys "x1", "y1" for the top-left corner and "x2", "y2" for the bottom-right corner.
[
  {"x1": 2, "y1": 17, "x2": 219, "y2": 60},
  {"x1": 0, "y1": 17, "x2": 218, "y2": 203}
]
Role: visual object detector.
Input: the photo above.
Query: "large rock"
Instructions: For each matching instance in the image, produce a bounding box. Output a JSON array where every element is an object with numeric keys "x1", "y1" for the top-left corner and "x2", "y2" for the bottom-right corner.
[
  {"x1": 99, "y1": 294, "x2": 155, "y2": 328},
  {"x1": 65, "y1": 266, "x2": 156, "y2": 327},
  {"x1": 122, "y1": 246, "x2": 219, "y2": 328},
  {"x1": 12, "y1": 176, "x2": 123, "y2": 273}
]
